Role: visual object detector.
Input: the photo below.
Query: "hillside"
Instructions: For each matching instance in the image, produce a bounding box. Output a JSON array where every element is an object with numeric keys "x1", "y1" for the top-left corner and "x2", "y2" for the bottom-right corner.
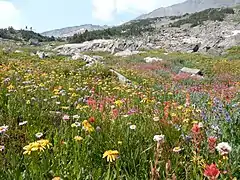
[
  {"x1": 137, "y1": 0, "x2": 240, "y2": 19},
  {"x1": 0, "y1": 27, "x2": 55, "y2": 42},
  {"x1": 41, "y1": 24, "x2": 109, "y2": 38},
  {"x1": 65, "y1": 7, "x2": 240, "y2": 56}
]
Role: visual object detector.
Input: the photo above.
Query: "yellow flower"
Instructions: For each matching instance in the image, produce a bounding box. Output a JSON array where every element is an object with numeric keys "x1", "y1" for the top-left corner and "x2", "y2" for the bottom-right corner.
[
  {"x1": 191, "y1": 155, "x2": 206, "y2": 168},
  {"x1": 183, "y1": 118, "x2": 190, "y2": 123},
  {"x1": 61, "y1": 106, "x2": 70, "y2": 110},
  {"x1": 173, "y1": 146, "x2": 182, "y2": 153},
  {"x1": 74, "y1": 136, "x2": 83, "y2": 142},
  {"x1": 171, "y1": 113, "x2": 177, "y2": 117},
  {"x1": 118, "y1": 141, "x2": 123, "y2": 145},
  {"x1": 177, "y1": 105, "x2": 183, "y2": 110},
  {"x1": 7, "y1": 84, "x2": 14, "y2": 90},
  {"x1": 23, "y1": 139, "x2": 52, "y2": 155},
  {"x1": 192, "y1": 120, "x2": 198, "y2": 124},
  {"x1": 115, "y1": 100, "x2": 123, "y2": 107},
  {"x1": 72, "y1": 93, "x2": 78, "y2": 97},
  {"x1": 103, "y1": 150, "x2": 119, "y2": 162},
  {"x1": 82, "y1": 120, "x2": 94, "y2": 133},
  {"x1": 52, "y1": 177, "x2": 61, "y2": 180},
  {"x1": 69, "y1": 88, "x2": 74, "y2": 91}
]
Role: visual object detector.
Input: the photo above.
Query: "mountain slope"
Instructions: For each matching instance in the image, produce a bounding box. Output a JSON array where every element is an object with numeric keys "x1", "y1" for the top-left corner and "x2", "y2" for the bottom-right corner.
[
  {"x1": 0, "y1": 27, "x2": 55, "y2": 42},
  {"x1": 137, "y1": 0, "x2": 240, "y2": 19},
  {"x1": 41, "y1": 24, "x2": 108, "y2": 38}
]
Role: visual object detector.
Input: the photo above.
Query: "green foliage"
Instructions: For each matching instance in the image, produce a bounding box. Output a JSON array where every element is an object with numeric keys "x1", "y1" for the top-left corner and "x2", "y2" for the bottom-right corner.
[
  {"x1": 68, "y1": 19, "x2": 156, "y2": 43},
  {"x1": 0, "y1": 27, "x2": 55, "y2": 42},
  {"x1": 171, "y1": 8, "x2": 234, "y2": 27}
]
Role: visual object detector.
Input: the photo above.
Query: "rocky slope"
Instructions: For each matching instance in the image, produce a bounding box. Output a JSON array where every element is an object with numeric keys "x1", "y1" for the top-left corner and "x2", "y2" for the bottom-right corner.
[
  {"x1": 54, "y1": 7, "x2": 240, "y2": 57},
  {"x1": 41, "y1": 24, "x2": 108, "y2": 38},
  {"x1": 137, "y1": 0, "x2": 240, "y2": 19}
]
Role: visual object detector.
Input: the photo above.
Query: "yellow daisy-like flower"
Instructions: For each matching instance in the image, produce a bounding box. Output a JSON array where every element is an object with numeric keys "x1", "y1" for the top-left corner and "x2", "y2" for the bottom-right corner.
[
  {"x1": 103, "y1": 150, "x2": 119, "y2": 162},
  {"x1": 74, "y1": 136, "x2": 83, "y2": 142},
  {"x1": 82, "y1": 120, "x2": 94, "y2": 133},
  {"x1": 23, "y1": 139, "x2": 52, "y2": 155}
]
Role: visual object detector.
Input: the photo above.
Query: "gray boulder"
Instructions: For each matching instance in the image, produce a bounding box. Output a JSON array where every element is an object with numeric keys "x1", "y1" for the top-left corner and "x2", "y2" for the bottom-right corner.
[
  {"x1": 144, "y1": 57, "x2": 163, "y2": 63},
  {"x1": 29, "y1": 39, "x2": 40, "y2": 46}
]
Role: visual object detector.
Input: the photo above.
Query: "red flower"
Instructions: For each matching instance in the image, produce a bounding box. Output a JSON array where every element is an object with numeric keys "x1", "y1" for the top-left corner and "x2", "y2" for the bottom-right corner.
[
  {"x1": 204, "y1": 163, "x2": 220, "y2": 180},
  {"x1": 208, "y1": 136, "x2": 217, "y2": 153},
  {"x1": 191, "y1": 124, "x2": 201, "y2": 134},
  {"x1": 89, "y1": 116, "x2": 95, "y2": 123},
  {"x1": 112, "y1": 109, "x2": 118, "y2": 119}
]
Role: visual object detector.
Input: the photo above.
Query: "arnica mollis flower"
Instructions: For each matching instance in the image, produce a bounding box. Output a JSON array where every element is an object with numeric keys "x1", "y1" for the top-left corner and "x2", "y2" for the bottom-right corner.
[
  {"x1": 103, "y1": 150, "x2": 119, "y2": 162},
  {"x1": 23, "y1": 139, "x2": 52, "y2": 155},
  {"x1": 82, "y1": 120, "x2": 94, "y2": 133}
]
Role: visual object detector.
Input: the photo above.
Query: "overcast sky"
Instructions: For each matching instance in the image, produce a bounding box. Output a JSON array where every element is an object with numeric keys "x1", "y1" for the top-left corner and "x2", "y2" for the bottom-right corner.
[{"x1": 0, "y1": 0, "x2": 185, "y2": 32}]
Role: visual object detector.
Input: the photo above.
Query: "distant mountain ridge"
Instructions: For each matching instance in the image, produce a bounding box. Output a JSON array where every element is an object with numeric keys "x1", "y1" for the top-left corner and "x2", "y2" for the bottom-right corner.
[
  {"x1": 137, "y1": 0, "x2": 240, "y2": 19},
  {"x1": 41, "y1": 24, "x2": 109, "y2": 38}
]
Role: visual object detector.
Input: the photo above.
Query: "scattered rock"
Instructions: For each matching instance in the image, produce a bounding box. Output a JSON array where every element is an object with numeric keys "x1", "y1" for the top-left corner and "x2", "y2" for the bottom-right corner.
[
  {"x1": 180, "y1": 67, "x2": 203, "y2": 76},
  {"x1": 15, "y1": 50, "x2": 23, "y2": 53},
  {"x1": 114, "y1": 49, "x2": 144, "y2": 57},
  {"x1": 36, "y1": 51, "x2": 46, "y2": 59},
  {"x1": 45, "y1": 52, "x2": 55, "y2": 58},
  {"x1": 110, "y1": 69, "x2": 131, "y2": 84},
  {"x1": 144, "y1": 57, "x2": 163, "y2": 63},
  {"x1": 2, "y1": 48, "x2": 12, "y2": 54}
]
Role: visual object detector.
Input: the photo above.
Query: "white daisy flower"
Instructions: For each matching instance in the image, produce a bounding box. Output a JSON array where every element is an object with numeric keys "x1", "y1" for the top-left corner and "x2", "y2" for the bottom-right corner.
[{"x1": 129, "y1": 125, "x2": 136, "y2": 130}]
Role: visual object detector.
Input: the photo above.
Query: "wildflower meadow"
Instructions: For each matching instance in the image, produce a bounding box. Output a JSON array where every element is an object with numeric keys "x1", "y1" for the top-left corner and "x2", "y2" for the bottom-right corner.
[{"x1": 0, "y1": 50, "x2": 239, "y2": 179}]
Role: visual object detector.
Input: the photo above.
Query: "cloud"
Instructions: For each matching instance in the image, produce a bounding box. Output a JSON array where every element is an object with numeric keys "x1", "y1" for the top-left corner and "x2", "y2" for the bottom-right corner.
[
  {"x1": 92, "y1": 0, "x2": 116, "y2": 21},
  {"x1": 92, "y1": 0, "x2": 183, "y2": 22},
  {"x1": 0, "y1": 1, "x2": 21, "y2": 29}
]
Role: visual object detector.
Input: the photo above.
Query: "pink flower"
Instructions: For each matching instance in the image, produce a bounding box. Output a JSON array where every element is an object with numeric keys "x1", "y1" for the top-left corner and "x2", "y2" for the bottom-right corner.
[{"x1": 62, "y1": 115, "x2": 70, "y2": 121}]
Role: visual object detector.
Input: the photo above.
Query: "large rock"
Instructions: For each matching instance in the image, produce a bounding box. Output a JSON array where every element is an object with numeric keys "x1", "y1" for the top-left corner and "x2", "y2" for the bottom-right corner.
[
  {"x1": 72, "y1": 53, "x2": 104, "y2": 67},
  {"x1": 29, "y1": 39, "x2": 40, "y2": 46},
  {"x1": 36, "y1": 51, "x2": 46, "y2": 59},
  {"x1": 114, "y1": 49, "x2": 144, "y2": 57},
  {"x1": 180, "y1": 67, "x2": 202, "y2": 76}
]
